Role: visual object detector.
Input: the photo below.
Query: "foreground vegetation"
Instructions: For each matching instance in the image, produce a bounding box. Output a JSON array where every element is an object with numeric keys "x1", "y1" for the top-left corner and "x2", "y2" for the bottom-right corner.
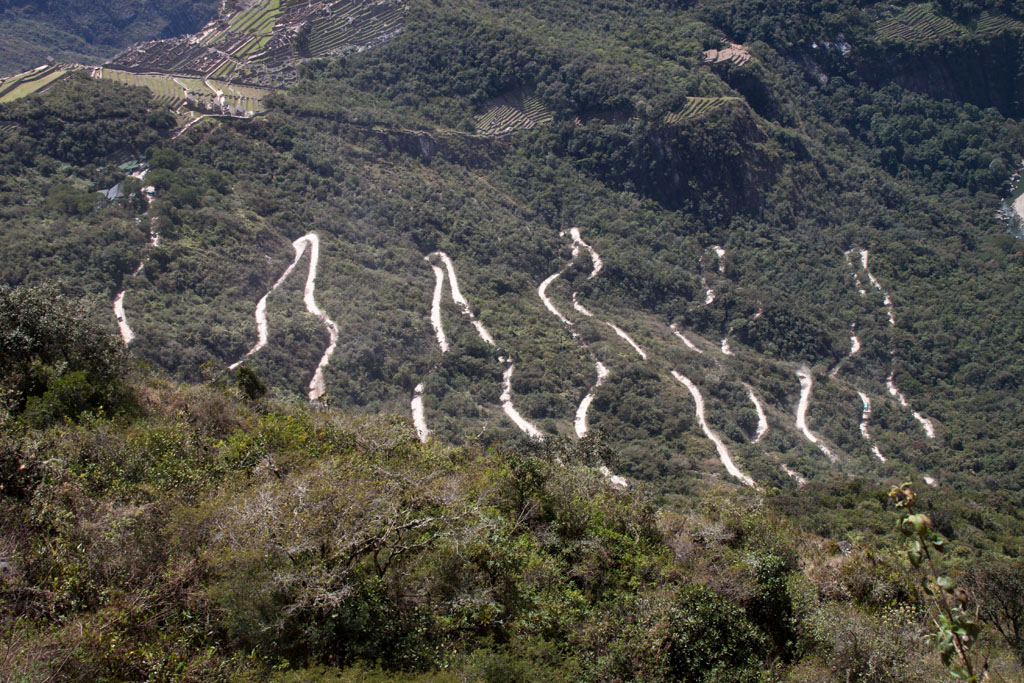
[{"x1": 2, "y1": 287, "x2": 1024, "y2": 681}]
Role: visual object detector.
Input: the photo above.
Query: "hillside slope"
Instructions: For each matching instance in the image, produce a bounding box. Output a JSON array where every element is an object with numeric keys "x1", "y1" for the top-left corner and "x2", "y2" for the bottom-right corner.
[
  {"x1": 0, "y1": 0, "x2": 221, "y2": 75},
  {"x1": 0, "y1": 0, "x2": 1023, "y2": 500}
]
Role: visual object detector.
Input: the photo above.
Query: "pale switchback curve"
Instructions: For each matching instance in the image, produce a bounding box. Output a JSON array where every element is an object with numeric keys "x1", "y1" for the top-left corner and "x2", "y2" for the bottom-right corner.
[
  {"x1": 419, "y1": 251, "x2": 542, "y2": 440},
  {"x1": 113, "y1": 222, "x2": 161, "y2": 346},
  {"x1": 427, "y1": 263, "x2": 449, "y2": 353},
  {"x1": 230, "y1": 234, "x2": 339, "y2": 403},
  {"x1": 575, "y1": 362, "x2": 609, "y2": 437},
  {"x1": 672, "y1": 371, "x2": 757, "y2": 488},
  {"x1": 744, "y1": 384, "x2": 768, "y2": 443},
  {"x1": 781, "y1": 464, "x2": 808, "y2": 486},
  {"x1": 500, "y1": 359, "x2": 545, "y2": 440},
  {"x1": 670, "y1": 324, "x2": 703, "y2": 353},
  {"x1": 795, "y1": 367, "x2": 836, "y2": 461},
  {"x1": 857, "y1": 392, "x2": 886, "y2": 462},
  {"x1": 230, "y1": 240, "x2": 306, "y2": 369},
  {"x1": 298, "y1": 234, "x2": 340, "y2": 402}
]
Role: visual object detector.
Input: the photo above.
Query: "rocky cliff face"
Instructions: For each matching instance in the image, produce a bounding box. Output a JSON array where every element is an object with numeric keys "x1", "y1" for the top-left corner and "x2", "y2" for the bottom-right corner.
[{"x1": 853, "y1": 32, "x2": 1024, "y2": 118}]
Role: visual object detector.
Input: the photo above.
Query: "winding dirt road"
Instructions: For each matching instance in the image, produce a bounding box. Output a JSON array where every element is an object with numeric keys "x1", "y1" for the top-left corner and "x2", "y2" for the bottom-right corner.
[
  {"x1": 670, "y1": 323, "x2": 703, "y2": 353},
  {"x1": 411, "y1": 383, "x2": 429, "y2": 442},
  {"x1": 672, "y1": 371, "x2": 757, "y2": 488},
  {"x1": 413, "y1": 251, "x2": 543, "y2": 441},
  {"x1": 744, "y1": 383, "x2": 768, "y2": 443},
  {"x1": 795, "y1": 367, "x2": 836, "y2": 461},
  {"x1": 847, "y1": 248, "x2": 935, "y2": 440},
  {"x1": 857, "y1": 391, "x2": 886, "y2": 462},
  {"x1": 113, "y1": 220, "x2": 160, "y2": 346},
  {"x1": 230, "y1": 233, "x2": 339, "y2": 402},
  {"x1": 575, "y1": 362, "x2": 609, "y2": 438}
]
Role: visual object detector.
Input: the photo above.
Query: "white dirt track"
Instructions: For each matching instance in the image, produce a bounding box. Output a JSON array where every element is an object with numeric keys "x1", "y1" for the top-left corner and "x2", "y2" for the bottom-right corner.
[{"x1": 231, "y1": 233, "x2": 339, "y2": 402}]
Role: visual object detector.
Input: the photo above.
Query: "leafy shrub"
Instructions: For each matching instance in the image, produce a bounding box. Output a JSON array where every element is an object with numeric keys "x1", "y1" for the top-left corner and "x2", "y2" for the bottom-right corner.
[
  {"x1": 0, "y1": 284, "x2": 130, "y2": 426},
  {"x1": 665, "y1": 584, "x2": 767, "y2": 682}
]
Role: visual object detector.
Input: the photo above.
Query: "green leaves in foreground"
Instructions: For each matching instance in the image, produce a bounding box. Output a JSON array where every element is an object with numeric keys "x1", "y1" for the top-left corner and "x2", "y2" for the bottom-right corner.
[{"x1": 890, "y1": 482, "x2": 984, "y2": 680}]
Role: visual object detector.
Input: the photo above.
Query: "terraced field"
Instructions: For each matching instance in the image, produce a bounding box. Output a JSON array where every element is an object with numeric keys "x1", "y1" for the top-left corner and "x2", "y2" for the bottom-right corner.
[
  {"x1": 701, "y1": 43, "x2": 751, "y2": 66},
  {"x1": 877, "y1": 4, "x2": 964, "y2": 43},
  {"x1": 665, "y1": 96, "x2": 741, "y2": 124},
  {"x1": 0, "y1": 65, "x2": 69, "y2": 104},
  {"x1": 975, "y1": 12, "x2": 1024, "y2": 36},
  {"x1": 99, "y1": 70, "x2": 188, "y2": 107},
  {"x1": 304, "y1": 0, "x2": 406, "y2": 57},
  {"x1": 97, "y1": 70, "x2": 272, "y2": 113},
  {"x1": 200, "y1": 0, "x2": 285, "y2": 46},
  {"x1": 475, "y1": 93, "x2": 553, "y2": 135}
]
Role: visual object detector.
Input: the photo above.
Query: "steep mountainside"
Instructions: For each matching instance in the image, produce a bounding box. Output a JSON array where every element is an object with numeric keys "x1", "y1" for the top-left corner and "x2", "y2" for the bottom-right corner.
[
  {"x1": 0, "y1": 0, "x2": 221, "y2": 75},
  {"x1": 1, "y1": 0, "x2": 1024, "y2": 501}
]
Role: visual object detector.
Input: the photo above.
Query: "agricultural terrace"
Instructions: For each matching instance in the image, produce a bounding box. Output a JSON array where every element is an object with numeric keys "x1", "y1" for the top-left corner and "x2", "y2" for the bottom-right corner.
[
  {"x1": 701, "y1": 43, "x2": 751, "y2": 66},
  {"x1": 876, "y1": 4, "x2": 965, "y2": 43},
  {"x1": 665, "y1": 96, "x2": 742, "y2": 124},
  {"x1": 975, "y1": 12, "x2": 1024, "y2": 36},
  {"x1": 0, "y1": 65, "x2": 69, "y2": 104},
  {"x1": 303, "y1": 0, "x2": 405, "y2": 57},
  {"x1": 475, "y1": 93, "x2": 552, "y2": 135},
  {"x1": 97, "y1": 70, "x2": 272, "y2": 115}
]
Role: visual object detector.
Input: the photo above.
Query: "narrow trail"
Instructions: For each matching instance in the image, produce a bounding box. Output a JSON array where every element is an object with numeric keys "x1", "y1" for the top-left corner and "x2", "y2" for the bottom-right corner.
[
  {"x1": 711, "y1": 245, "x2": 726, "y2": 273},
  {"x1": 298, "y1": 235, "x2": 340, "y2": 402},
  {"x1": 537, "y1": 229, "x2": 625, "y2": 439},
  {"x1": 568, "y1": 269, "x2": 647, "y2": 361},
  {"x1": 434, "y1": 251, "x2": 495, "y2": 345},
  {"x1": 795, "y1": 367, "x2": 837, "y2": 461},
  {"x1": 599, "y1": 466, "x2": 628, "y2": 489},
  {"x1": 744, "y1": 383, "x2": 769, "y2": 443},
  {"x1": 413, "y1": 251, "x2": 543, "y2": 441},
  {"x1": 538, "y1": 271, "x2": 572, "y2": 326},
  {"x1": 781, "y1": 463, "x2": 808, "y2": 487},
  {"x1": 670, "y1": 324, "x2": 703, "y2": 353},
  {"x1": 606, "y1": 322, "x2": 648, "y2": 360},
  {"x1": 427, "y1": 263, "x2": 449, "y2": 353},
  {"x1": 847, "y1": 248, "x2": 935, "y2": 440},
  {"x1": 113, "y1": 214, "x2": 160, "y2": 346},
  {"x1": 858, "y1": 249, "x2": 896, "y2": 327},
  {"x1": 721, "y1": 332, "x2": 734, "y2": 356},
  {"x1": 828, "y1": 323, "x2": 861, "y2": 377},
  {"x1": 231, "y1": 241, "x2": 307, "y2": 369},
  {"x1": 500, "y1": 361, "x2": 545, "y2": 440},
  {"x1": 700, "y1": 245, "x2": 727, "y2": 304},
  {"x1": 230, "y1": 233, "x2": 339, "y2": 402},
  {"x1": 857, "y1": 391, "x2": 886, "y2": 462},
  {"x1": 887, "y1": 373, "x2": 936, "y2": 438},
  {"x1": 114, "y1": 291, "x2": 134, "y2": 345},
  {"x1": 575, "y1": 362, "x2": 609, "y2": 438},
  {"x1": 672, "y1": 371, "x2": 757, "y2": 488},
  {"x1": 570, "y1": 227, "x2": 603, "y2": 279}
]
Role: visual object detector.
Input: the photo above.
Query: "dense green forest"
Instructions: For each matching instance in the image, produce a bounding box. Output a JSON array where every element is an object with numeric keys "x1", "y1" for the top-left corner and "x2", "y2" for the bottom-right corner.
[{"x1": 3, "y1": 0, "x2": 1024, "y2": 676}]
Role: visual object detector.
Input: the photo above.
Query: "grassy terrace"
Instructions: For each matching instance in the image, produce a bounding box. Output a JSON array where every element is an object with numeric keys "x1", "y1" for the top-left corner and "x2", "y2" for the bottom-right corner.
[
  {"x1": 475, "y1": 92, "x2": 553, "y2": 135},
  {"x1": 665, "y1": 96, "x2": 742, "y2": 124},
  {"x1": 228, "y1": 0, "x2": 282, "y2": 34},
  {"x1": 877, "y1": 4, "x2": 965, "y2": 43},
  {"x1": 0, "y1": 65, "x2": 68, "y2": 104},
  {"x1": 305, "y1": 0, "x2": 405, "y2": 56},
  {"x1": 975, "y1": 12, "x2": 1024, "y2": 35},
  {"x1": 97, "y1": 70, "x2": 273, "y2": 113}
]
